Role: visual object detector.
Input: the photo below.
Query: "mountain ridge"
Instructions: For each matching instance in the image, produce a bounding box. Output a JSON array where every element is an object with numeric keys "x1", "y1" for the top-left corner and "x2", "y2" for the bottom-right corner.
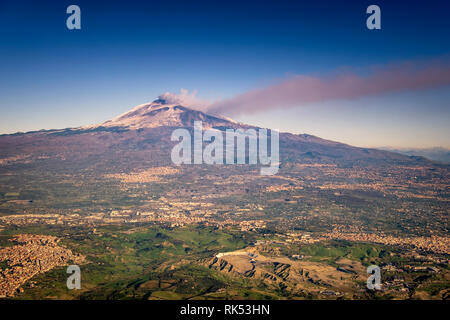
[{"x1": 0, "y1": 98, "x2": 437, "y2": 167}]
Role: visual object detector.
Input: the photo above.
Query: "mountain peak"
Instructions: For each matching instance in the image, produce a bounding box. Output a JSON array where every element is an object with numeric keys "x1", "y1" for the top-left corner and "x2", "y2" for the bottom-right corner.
[
  {"x1": 152, "y1": 98, "x2": 168, "y2": 105},
  {"x1": 91, "y1": 98, "x2": 240, "y2": 130}
]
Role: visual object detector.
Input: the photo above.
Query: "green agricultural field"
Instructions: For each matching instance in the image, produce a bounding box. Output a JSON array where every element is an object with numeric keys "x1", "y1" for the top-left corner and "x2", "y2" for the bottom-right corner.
[{"x1": 9, "y1": 224, "x2": 252, "y2": 300}]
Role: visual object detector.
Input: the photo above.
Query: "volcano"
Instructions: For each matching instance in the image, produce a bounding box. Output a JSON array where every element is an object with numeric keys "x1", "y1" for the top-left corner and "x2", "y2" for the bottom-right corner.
[{"x1": 0, "y1": 97, "x2": 433, "y2": 170}]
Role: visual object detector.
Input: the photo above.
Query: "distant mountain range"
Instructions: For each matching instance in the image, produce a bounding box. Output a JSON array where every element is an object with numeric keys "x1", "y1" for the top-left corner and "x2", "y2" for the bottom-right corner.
[{"x1": 380, "y1": 147, "x2": 450, "y2": 164}]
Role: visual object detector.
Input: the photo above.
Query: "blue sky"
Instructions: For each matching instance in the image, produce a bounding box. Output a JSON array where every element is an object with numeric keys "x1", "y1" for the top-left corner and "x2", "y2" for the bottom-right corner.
[{"x1": 0, "y1": 0, "x2": 449, "y2": 147}]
